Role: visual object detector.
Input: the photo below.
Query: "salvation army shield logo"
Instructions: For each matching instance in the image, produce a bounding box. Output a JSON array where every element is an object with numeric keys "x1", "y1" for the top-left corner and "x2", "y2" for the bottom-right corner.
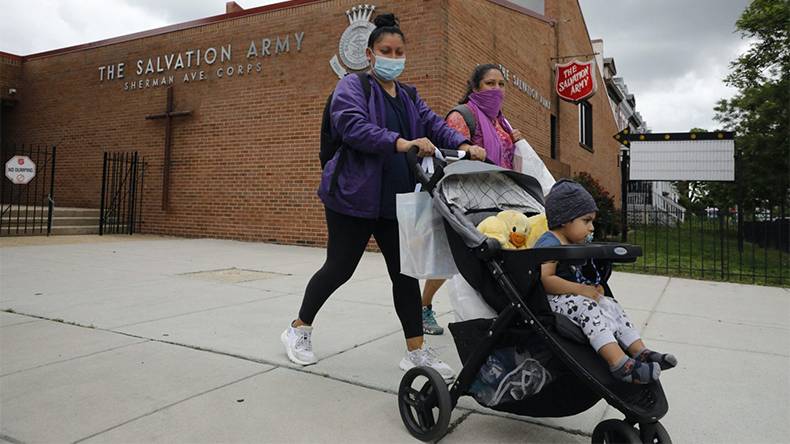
[
  {"x1": 329, "y1": 4, "x2": 376, "y2": 78},
  {"x1": 555, "y1": 59, "x2": 597, "y2": 103}
]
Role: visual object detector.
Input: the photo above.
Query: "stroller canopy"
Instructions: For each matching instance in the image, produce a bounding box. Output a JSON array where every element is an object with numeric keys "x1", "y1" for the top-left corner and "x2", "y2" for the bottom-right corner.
[{"x1": 433, "y1": 161, "x2": 546, "y2": 249}]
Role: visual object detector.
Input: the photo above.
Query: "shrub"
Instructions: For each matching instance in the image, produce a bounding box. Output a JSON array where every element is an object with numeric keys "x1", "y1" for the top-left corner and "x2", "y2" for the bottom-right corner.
[{"x1": 573, "y1": 172, "x2": 619, "y2": 240}]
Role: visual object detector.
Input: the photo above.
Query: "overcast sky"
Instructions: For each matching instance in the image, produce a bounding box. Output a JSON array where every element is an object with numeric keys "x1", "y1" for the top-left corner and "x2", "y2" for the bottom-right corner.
[{"x1": 0, "y1": 0, "x2": 751, "y2": 132}]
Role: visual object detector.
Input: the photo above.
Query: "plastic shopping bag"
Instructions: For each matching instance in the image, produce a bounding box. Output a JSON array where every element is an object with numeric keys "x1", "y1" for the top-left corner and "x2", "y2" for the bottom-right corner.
[
  {"x1": 469, "y1": 346, "x2": 552, "y2": 406},
  {"x1": 448, "y1": 274, "x2": 497, "y2": 321},
  {"x1": 396, "y1": 191, "x2": 458, "y2": 279},
  {"x1": 513, "y1": 139, "x2": 555, "y2": 197}
]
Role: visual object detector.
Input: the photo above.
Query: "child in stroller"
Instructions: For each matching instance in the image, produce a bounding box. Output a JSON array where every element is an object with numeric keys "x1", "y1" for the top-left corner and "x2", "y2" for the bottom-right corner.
[
  {"x1": 397, "y1": 148, "x2": 674, "y2": 443},
  {"x1": 535, "y1": 179, "x2": 677, "y2": 385}
]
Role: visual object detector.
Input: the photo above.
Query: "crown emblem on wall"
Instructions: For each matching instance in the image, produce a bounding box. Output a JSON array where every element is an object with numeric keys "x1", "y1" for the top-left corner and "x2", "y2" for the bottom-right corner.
[
  {"x1": 330, "y1": 4, "x2": 377, "y2": 78},
  {"x1": 346, "y1": 4, "x2": 375, "y2": 24}
]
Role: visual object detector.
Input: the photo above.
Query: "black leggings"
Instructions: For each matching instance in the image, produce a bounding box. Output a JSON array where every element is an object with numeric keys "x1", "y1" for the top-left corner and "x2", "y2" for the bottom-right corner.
[{"x1": 298, "y1": 207, "x2": 422, "y2": 339}]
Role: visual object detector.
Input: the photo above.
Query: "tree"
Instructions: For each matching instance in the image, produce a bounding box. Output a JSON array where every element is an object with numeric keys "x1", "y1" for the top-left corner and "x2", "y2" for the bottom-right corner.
[{"x1": 714, "y1": 0, "x2": 789, "y2": 212}]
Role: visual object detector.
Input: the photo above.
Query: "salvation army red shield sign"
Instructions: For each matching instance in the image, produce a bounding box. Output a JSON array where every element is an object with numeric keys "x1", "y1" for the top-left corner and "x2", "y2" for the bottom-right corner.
[{"x1": 555, "y1": 59, "x2": 597, "y2": 103}]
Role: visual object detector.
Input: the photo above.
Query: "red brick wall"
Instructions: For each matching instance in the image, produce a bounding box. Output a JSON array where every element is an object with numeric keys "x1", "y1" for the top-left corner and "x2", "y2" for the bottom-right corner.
[
  {"x1": 546, "y1": 0, "x2": 622, "y2": 201},
  {"x1": 5, "y1": 0, "x2": 621, "y2": 245},
  {"x1": 445, "y1": 0, "x2": 555, "y2": 159},
  {"x1": 1, "y1": 52, "x2": 23, "y2": 143}
]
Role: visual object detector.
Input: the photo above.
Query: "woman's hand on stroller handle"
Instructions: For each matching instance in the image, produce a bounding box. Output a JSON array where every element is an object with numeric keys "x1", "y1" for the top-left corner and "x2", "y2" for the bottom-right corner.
[
  {"x1": 459, "y1": 143, "x2": 487, "y2": 161},
  {"x1": 397, "y1": 137, "x2": 434, "y2": 157}
]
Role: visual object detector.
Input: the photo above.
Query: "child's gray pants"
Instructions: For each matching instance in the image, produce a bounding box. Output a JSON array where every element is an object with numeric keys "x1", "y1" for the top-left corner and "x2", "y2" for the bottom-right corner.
[{"x1": 547, "y1": 294, "x2": 641, "y2": 352}]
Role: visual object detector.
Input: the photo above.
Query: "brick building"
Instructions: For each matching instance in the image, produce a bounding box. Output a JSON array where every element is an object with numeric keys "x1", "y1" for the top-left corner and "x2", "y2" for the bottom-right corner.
[{"x1": 0, "y1": 0, "x2": 622, "y2": 245}]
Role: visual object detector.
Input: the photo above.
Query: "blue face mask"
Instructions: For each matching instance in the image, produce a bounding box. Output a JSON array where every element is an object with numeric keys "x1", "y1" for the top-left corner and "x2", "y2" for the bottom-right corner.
[{"x1": 372, "y1": 55, "x2": 405, "y2": 81}]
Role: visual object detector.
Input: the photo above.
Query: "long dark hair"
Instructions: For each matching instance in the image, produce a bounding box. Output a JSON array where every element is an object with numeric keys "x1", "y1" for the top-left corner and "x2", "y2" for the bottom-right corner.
[
  {"x1": 459, "y1": 64, "x2": 504, "y2": 104},
  {"x1": 367, "y1": 13, "x2": 405, "y2": 48}
]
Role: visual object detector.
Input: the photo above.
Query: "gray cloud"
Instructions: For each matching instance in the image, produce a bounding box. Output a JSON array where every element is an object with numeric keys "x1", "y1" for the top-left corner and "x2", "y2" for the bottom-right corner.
[
  {"x1": 0, "y1": 0, "x2": 278, "y2": 55},
  {"x1": 579, "y1": 0, "x2": 751, "y2": 131}
]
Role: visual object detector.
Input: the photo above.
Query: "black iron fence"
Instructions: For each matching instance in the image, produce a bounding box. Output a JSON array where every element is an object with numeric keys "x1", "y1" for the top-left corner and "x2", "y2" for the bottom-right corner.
[
  {"x1": 100, "y1": 151, "x2": 146, "y2": 235},
  {"x1": 0, "y1": 144, "x2": 56, "y2": 236},
  {"x1": 614, "y1": 205, "x2": 787, "y2": 286}
]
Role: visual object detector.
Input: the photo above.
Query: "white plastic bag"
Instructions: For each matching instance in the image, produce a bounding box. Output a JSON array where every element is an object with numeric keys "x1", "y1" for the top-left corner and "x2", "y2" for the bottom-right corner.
[
  {"x1": 448, "y1": 274, "x2": 497, "y2": 321},
  {"x1": 513, "y1": 139, "x2": 555, "y2": 197},
  {"x1": 396, "y1": 191, "x2": 458, "y2": 279}
]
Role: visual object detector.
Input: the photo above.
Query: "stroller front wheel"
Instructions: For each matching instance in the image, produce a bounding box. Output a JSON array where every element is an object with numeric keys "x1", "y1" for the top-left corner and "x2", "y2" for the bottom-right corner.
[
  {"x1": 591, "y1": 419, "x2": 641, "y2": 444},
  {"x1": 398, "y1": 367, "x2": 452, "y2": 442},
  {"x1": 639, "y1": 421, "x2": 671, "y2": 444}
]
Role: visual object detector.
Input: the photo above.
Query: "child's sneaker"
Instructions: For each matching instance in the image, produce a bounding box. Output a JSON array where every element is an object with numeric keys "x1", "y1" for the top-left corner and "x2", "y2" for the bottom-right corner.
[
  {"x1": 637, "y1": 348, "x2": 678, "y2": 371},
  {"x1": 422, "y1": 305, "x2": 444, "y2": 335},
  {"x1": 281, "y1": 323, "x2": 317, "y2": 366},
  {"x1": 399, "y1": 345, "x2": 455, "y2": 381},
  {"x1": 611, "y1": 357, "x2": 660, "y2": 384}
]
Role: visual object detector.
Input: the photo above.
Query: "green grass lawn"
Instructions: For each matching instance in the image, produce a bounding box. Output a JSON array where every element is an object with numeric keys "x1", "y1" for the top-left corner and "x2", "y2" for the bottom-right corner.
[{"x1": 611, "y1": 218, "x2": 788, "y2": 287}]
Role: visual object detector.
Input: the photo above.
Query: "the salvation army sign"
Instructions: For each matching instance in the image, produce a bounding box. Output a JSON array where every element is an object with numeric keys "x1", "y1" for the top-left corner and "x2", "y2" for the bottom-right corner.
[
  {"x1": 5, "y1": 156, "x2": 36, "y2": 185},
  {"x1": 555, "y1": 59, "x2": 597, "y2": 103}
]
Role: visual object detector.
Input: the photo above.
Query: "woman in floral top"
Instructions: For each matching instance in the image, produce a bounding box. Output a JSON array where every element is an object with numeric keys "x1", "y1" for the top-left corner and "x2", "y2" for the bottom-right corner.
[
  {"x1": 447, "y1": 64, "x2": 523, "y2": 168},
  {"x1": 421, "y1": 64, "x2": 524, "y2": 334}
]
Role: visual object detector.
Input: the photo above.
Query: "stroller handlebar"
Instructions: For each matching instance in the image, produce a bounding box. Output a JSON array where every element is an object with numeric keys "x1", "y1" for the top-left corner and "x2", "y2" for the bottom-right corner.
[
  {"x1": 406, "y1": 146, "x2": 489, "y2": 193},
  {"x1": 406, "y1": 146, "x2": 451, "y2": 193},
  {"x1": 500, "y1": 243, "x2": 643, "y2": 264}
]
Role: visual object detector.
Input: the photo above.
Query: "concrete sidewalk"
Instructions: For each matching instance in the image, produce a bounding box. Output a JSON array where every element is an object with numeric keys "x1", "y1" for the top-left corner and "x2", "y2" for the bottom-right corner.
[{"x1": 1, "y1": 235, "x2": 788, "y2": 443}]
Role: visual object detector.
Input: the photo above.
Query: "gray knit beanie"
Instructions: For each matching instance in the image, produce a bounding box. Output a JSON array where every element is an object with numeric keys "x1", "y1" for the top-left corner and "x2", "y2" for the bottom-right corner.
[{"x1": 545, "y1": 179, "x2": 599, "y2": 229}]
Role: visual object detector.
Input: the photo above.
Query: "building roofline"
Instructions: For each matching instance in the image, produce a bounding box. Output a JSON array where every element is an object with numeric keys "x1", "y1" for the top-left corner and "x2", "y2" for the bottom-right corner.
[
  {"x1": 20, "y1": 0, "x2": 323, "y2": 61},
  {"x1": 0, "y1": 51, "x2": 23, "y2": 62},
  {"x1": 487, "y1": 0, "x2": 555, "y2": 24},
  {"x1": 16, "y1": 0, "x2": 554, "y2": 62}
]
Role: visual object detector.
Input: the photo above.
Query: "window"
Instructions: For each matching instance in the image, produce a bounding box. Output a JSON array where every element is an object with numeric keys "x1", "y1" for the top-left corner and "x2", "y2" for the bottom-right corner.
[
  {"x1": 550, "y1": 114, "x2": 557, "y2": 159},
  {"x1": 579, "y1": 101, "x2": 593, "y2": 150}
]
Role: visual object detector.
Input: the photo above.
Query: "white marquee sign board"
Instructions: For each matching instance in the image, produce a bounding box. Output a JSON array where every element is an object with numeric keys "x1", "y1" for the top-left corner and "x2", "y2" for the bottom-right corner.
[
  {"x1": 5, "y1": 156, "x2": 37, "y2": 185},
  {"x1": 629, "y1": 139, "x2": 735, "y2": 181},
  {"x1": 614, "y1": 131, "x2": 736, "y2": 182}
]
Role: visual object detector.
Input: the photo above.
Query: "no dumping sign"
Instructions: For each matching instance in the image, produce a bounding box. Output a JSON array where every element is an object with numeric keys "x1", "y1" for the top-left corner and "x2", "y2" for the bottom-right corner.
[{"x1": 5, "y1": 156, "x2": 36, "y2": 185}]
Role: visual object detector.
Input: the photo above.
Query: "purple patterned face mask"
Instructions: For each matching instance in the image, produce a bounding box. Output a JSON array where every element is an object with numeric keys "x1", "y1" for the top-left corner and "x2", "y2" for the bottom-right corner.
[{"x1": 469, "y1": 88, "x2": 504, "y2": 118}]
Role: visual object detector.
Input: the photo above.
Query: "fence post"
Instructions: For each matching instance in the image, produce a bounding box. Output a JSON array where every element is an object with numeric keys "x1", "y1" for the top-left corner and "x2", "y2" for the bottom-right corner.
[
  {"x1": 781, "y1": 195, "x2": 786, "y2": 286},
  {"x1": 99, "y1": 152, "x2": 108, "y2": 235},
  {"x1": 719, "y1": 212, "x2": 725, "y2": 280},
  {"x1": 128, "y1": 152, "x2": 139, "y2": 235},
  {"x1": 621, "y1": 148, "x2": 629, "y2": 242}
]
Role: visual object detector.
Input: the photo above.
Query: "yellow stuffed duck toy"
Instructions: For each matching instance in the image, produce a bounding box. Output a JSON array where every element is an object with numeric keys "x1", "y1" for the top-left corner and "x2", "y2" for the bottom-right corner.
[
  {"x1": 525, "y1": 213, "x2": 549, "y2": 248},
  {"x1": 477, "y1": 211, "x2": 550, "y2": 250},
  {"x1": 497, "y1": 210, "x2": 530, "y2": 249},
  {"x1": 476, "y1": 215, "x2": 509, "y2": 247}
]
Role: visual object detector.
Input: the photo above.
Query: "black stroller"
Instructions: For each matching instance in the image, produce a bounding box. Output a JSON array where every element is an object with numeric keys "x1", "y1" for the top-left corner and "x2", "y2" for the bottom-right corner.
[{"x1": 397, "y1": 149, "x2": 671, "y2": 443}]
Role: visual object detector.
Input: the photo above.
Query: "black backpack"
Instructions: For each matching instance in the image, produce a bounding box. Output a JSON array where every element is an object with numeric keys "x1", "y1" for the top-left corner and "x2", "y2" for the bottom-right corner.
[
  {"x1": 446, "y1": 104, "x2": 477, "y2": 138},
  {"x1": 319, "y1": 72, "x2": 417, "y2": 169}
]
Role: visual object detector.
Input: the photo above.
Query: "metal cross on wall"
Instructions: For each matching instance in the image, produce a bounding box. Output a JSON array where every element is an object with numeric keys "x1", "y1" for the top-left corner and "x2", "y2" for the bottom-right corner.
[{"x1": 145, "y1": 86, "x2": 192, "y2": 211}]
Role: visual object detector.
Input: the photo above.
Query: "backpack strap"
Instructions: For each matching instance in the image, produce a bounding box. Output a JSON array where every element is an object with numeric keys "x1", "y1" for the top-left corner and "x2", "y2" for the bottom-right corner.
[
  {"x1": 398, "y1": 82, "x2": 418, "y2": 103},
  {"x1": 446, "y1": 104, "x2": 476, "y2": 138},
  {"x1": 354, "y1": 72, "x2": 372, "y2": 101}
]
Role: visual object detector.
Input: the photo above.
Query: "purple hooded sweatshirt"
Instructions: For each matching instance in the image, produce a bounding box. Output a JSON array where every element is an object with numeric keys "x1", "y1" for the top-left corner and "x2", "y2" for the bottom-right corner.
[{"x1": 318, "y1": 73, "x2": 468, "y2": 219}]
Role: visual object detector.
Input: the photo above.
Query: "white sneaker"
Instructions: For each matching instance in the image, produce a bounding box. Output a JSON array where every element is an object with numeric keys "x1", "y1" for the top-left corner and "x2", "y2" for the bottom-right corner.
[
  {"x1": 281, "y1": 324, "x2": 317, "y2": 366},
  {"x1": 399, "y1": 345, "x2": 455, "y2": 381}
]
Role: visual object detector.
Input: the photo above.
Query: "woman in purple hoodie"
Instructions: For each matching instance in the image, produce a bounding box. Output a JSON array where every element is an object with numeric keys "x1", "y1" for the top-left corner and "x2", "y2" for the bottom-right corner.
[{"x1": 281, "y1": 13, "x2": 485, "y2": 379}]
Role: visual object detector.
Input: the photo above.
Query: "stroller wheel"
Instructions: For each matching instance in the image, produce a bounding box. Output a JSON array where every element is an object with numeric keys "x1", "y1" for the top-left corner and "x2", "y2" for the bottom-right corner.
[
  {"x1": 591, "y1": 419, "x2": 641, "y2": 444},
  {"x1": 398, "y1": 367, "x2": 452, "y2": 442},
  {"x1": 639, "y1": 421, "x2": 671, "y2": 444}
]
